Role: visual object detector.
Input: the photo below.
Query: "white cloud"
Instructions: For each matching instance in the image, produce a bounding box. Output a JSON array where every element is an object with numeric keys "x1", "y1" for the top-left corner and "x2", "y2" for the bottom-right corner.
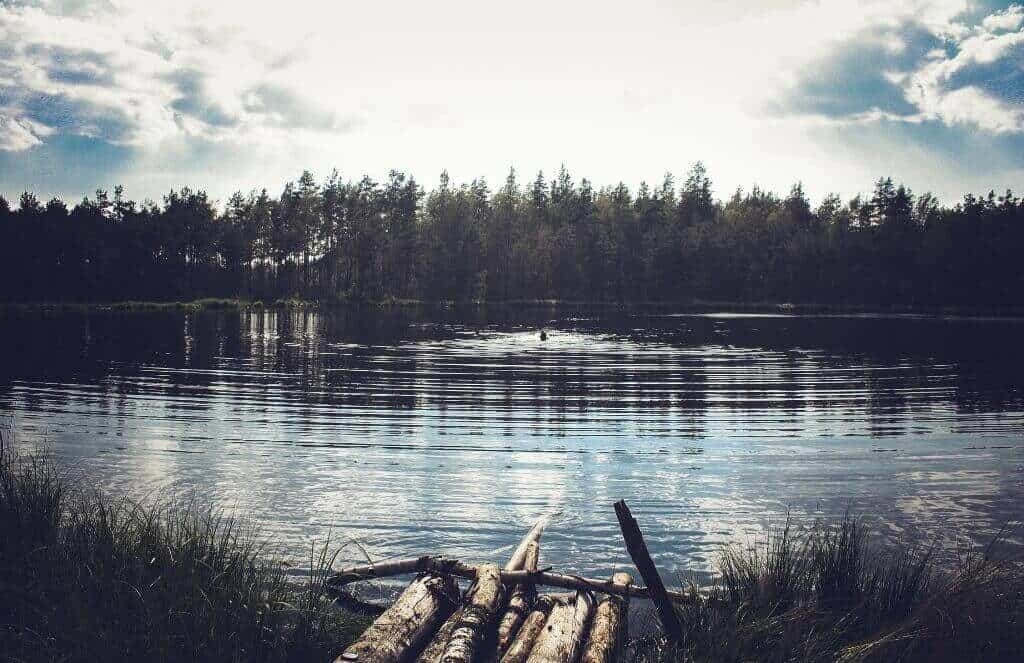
[
  {"x1": 0, "y1": 113, "x2": 44, "y2": 150},
  {"x1": 982, "y1": 5, "x2": 1024, "y2": 32},
  {"x1": 0, "y1": 1, "x2": 353, "y2": 152}
]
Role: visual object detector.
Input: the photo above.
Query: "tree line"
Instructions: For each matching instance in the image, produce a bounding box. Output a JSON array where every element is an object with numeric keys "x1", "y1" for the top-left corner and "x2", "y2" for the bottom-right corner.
[{"x1": 1, "y1": 164, "x2": 1022, "y2": 306}]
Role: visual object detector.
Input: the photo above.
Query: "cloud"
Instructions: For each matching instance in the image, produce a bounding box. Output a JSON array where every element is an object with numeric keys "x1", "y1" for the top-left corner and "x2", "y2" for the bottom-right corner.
[
  {"x1": 0, "y1": 0, "x2": 354, "y2": 153},
  {"x1": 0, "y1": 113, "x2": 43, "y2": 150},
  {"x1": 778, "y1": 2, "x2": 1024, "y2": 135},
  {"x1": 242, "y1": 83, "x2": 346, "y2": 131}
]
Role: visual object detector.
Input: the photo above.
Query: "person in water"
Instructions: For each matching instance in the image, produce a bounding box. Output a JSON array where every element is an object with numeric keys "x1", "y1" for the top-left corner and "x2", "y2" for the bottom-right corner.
[{"x1": 539, "y1": 329, "x2": 548, "y2": 341}]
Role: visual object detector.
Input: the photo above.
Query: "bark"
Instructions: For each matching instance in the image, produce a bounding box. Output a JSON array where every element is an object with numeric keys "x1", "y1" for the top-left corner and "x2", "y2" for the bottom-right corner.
[
  {"x1": 419, "y1": 519, "x2": 546, "y2": 663},
  {"x1": 415, "y1": 608, "x2": 462, "y2": 663},
  {"x1": 526, "y1": 591, "x2": 595, "y2": 663},
  {"x1": 580, "y1": 573, "x2": 632, "y2": 663},
  {"x1": 441, "y1": 564, "x2": 504, "y2": 663},
  {"x1": 497, "y1": 541, "x2": 540, "y2": 655},
  {"x1": 499, "y1": 595, "x2": 556, "y2": 663},
  {"x1": 335, "y1": 573, "x2": 458, "y2": 663}
]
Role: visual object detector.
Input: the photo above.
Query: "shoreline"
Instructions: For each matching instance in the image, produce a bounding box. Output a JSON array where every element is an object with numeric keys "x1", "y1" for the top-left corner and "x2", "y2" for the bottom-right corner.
[
  {"x1": 3, "y1": 297, "x2": 1024, "y2": 319},
  {"x1": 2, "y1": 447, "x2": 1022, "y2": 662}
]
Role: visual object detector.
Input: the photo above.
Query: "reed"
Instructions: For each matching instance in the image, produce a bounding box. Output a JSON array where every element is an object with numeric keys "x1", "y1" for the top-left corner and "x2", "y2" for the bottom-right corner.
[
  {"x1": 630, "y1": 518, "x2": 1024, "y2": 663},
  {"x1": 0, "y1": 449, "x2": 368, "y2": 662}
]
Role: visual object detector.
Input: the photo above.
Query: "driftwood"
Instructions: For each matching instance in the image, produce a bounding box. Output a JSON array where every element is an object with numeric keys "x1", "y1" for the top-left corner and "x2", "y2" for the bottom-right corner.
[
  {"x1": 580, "y1": 573, "x2": 632, "y2": 663},
  {"x1": 335, "y1": 573, "x2": 458, "y2": 663},
  {"x1": 419, "y1": 519, "x2": 546, "y2": 663},
  {"x1": 415, "y1": 610, "x2": 461, "y2": 663},
  {"x1": 497, "y1": 541, "x2": 540, "y2": 654},
  {"x1": 328, "y1": 557, "x2": 694, "y2": 605},
  {"x1": 441, "y1": 564, "x2": 504, "y2": 663},
  {"x1": 499, "y1": 595, "x2": 556, "y2": 663},
  {"x1": 613, "y1": 500, "x2": 682, "y2": 640},
  {"x1": 526, "y1": 591, "x2": 595, "y2": 663},
  {"x1": 505, "y1": 519, "x2": 547, "y2": 571}
]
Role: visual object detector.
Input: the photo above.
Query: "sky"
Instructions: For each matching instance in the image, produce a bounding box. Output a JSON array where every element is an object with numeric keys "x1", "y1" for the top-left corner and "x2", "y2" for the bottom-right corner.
[{"x1": 0, "y1": 0, "x2": 1022, "y2": 207}]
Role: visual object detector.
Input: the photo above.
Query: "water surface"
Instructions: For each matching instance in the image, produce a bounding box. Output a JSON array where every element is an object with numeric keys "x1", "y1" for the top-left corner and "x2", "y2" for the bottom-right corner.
[{"x1": 2, "y1": 306, "x2": 1022, "y2": 584}]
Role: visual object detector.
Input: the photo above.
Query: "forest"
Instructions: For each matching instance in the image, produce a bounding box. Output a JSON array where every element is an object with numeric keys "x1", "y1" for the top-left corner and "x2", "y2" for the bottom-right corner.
[{"x1": 1, "y1": 164, "x2": 1022, "y2": 306}]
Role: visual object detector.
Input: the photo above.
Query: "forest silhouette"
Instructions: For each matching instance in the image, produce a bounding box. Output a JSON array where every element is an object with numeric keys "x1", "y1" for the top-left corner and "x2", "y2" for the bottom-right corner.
[{"x1": 2, "y1": 164, "x2": 1022, "y2": 306}]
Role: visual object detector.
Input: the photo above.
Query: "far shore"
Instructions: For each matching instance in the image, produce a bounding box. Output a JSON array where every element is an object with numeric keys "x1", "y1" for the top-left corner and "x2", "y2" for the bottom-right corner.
[{"x1": 3, "y1": 297, "x2": 1024, "y2": 319}]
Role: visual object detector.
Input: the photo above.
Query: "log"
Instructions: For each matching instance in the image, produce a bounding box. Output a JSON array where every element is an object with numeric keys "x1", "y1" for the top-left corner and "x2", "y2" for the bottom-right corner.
[
  {"x1": 526, "y1": 591, "x2": 595, "y2": 663},
  {"x1": 441, "y1": 564, "x2": 504, "y2": 663},
  {"x1": 497, "y1": 541, "x2": 540, "y2": 655},
  {"x1": 499, "y1": 595, "x2": 556, "y2": 663},
  {"x1": 579, "y1": 572, "x2": 632, "y2": 663},
  {"x1": 328, "y1": 557, "x2": 695, "y2": 605},
  {"x1": 419, "y1": 519, "x2": 547, "y2": 663},
  {"x1": 335, "y1": 573, "x2": 458, "y2": 663},
  {"x1": 613, "y1": 500, "x2": 682, "y2": 641},
  {"x1": 505, "y1": 518, "x2": 547, "y2": 571},
  {"x1": 415, "y1": 608, "x2": 462, "y2": 663}
]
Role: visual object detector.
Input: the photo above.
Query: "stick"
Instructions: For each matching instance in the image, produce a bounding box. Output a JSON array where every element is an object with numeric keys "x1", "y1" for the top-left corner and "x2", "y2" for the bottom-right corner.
[
  {"x1": 613, "y1": 500, "x2": 682, "y2": 641},
  {"x1": 335, "y1": 574, "x2": 458, "y2": 663},
  {"x1": 327, "y1": 557, "x2": 695, "y2": 605},
  {"x1": 580, "y1": 572, "x2": 632, "y2": 663}
]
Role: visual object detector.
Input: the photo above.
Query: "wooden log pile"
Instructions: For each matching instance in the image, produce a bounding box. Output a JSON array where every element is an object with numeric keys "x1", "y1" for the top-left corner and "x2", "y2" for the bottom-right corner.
[{"x1": 331, "y1": 502, "x2": 682, "y2": 663}]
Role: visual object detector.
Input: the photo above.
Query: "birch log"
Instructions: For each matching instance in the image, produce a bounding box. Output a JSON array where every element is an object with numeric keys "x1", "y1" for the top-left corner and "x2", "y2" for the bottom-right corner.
[
  {"x1": 580, "y1": 573, "x2": 632, "y2": 663},
  {"x1": 335, "y1": 573, "x2": 458, "y2": 663},
  {"x1": 414, "y1": 608, "x2": 462, "y2": 663},
  {"x1": 505, "y1": 518, "x2": 547, "y2": 571},
  {"x1": 497, "y1": 541, "x2": 540, "y2": 655},
  {"x1": 419, "y1": 519, "x2": 547, "y2": 663},
  {"x1": 441, "y1": 564, "x2": 504, "y2": 663},
  {"x1": 499, "y1": 595, "x2": 556, "y2": 663},
  {"x1": 526, "y1": 591, "x2": 595, "y2": 663}
]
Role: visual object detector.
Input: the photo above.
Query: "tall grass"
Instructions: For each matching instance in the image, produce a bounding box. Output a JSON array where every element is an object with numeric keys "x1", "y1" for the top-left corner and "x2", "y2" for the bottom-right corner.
[
  {"x1": 631, "y1": 519, "x2": 1024, "y2": 663},
  {"x1": 0, "y1": 449, "x2": 367, "y2": 662}
]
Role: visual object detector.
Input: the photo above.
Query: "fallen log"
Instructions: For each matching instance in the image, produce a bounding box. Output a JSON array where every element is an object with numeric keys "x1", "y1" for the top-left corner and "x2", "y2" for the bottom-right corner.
[
  {"x1": 335, "y1": 573, "x2": 458, "y2": 663},
  {"x1": 526, "y1": 591, "x2": 595, "y2": 663},
  {"x1": 441, "y1": 564, "x2": 504, "y2": 663},
  {"x1": 415, "y1": 609, "x2": 461, "y2": 663},
  {"x1": 614, "y1": 500, "x2": 682, "y2": 640},
  {"x1": 497, "y1": 541, "x2": 540, "y2": 655},
  {"x1": 328, "y1": 557, "x2": 695, "y2": 605},
  {"x1": 418, "y1": 519, "x2": 547, "y2": 663},
  {"x1": 505, "y1": 518, "x2": 547, "y2": 571},
  {"x1": 499, "y1": 595, "x2": 556, "y2": 663},
  {"x1": 580, "y1": 572, "x2": 632, "y2": 663}
]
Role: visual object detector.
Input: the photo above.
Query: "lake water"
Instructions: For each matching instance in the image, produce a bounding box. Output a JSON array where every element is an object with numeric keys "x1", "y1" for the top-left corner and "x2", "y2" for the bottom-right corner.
[{"x1": 2, "y1": 306, "x2": 1022, "y2": 586}]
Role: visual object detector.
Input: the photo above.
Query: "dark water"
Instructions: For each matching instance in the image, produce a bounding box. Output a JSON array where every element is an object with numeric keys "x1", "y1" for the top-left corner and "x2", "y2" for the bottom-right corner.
[{"x1": 2, "y1": 306, "x2": 1023, "y2": 584}]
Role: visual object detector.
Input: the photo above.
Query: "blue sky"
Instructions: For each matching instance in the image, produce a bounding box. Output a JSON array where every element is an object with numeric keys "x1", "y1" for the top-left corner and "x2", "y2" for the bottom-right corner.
[{"x1": 0, "y1": 0, "x2": 1022, "y2": 206}]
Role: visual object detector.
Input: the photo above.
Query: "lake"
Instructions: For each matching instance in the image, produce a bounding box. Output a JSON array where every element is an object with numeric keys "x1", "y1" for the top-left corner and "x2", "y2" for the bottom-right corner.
[{"x1": 1, "y1": 305, "x2": 1022, "y2": 585}]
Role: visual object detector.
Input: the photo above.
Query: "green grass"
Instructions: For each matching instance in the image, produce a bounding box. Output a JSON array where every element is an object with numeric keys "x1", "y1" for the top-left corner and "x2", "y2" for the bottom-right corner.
[
  {"x1": 630, "y1": 519, "x2": 1024, "y2": 663},
  {"x1": 0, "y1": 449, "x2": 367, "y2": 662}
]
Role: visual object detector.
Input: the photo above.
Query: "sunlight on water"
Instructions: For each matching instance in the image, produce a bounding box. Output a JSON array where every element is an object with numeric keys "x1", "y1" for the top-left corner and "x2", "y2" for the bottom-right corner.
[{"x1": 1, "y1": 307, "x2": 1023, "y2": 583}]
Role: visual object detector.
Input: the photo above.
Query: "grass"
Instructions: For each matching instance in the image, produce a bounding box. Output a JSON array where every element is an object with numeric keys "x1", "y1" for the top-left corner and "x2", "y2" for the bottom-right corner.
[
  {"x1": 629, "y1": 519, "x2": 1024, "y2": 663},
  {"x1": 0, "y1": 448, "x2": 367, "y2": 662}
]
